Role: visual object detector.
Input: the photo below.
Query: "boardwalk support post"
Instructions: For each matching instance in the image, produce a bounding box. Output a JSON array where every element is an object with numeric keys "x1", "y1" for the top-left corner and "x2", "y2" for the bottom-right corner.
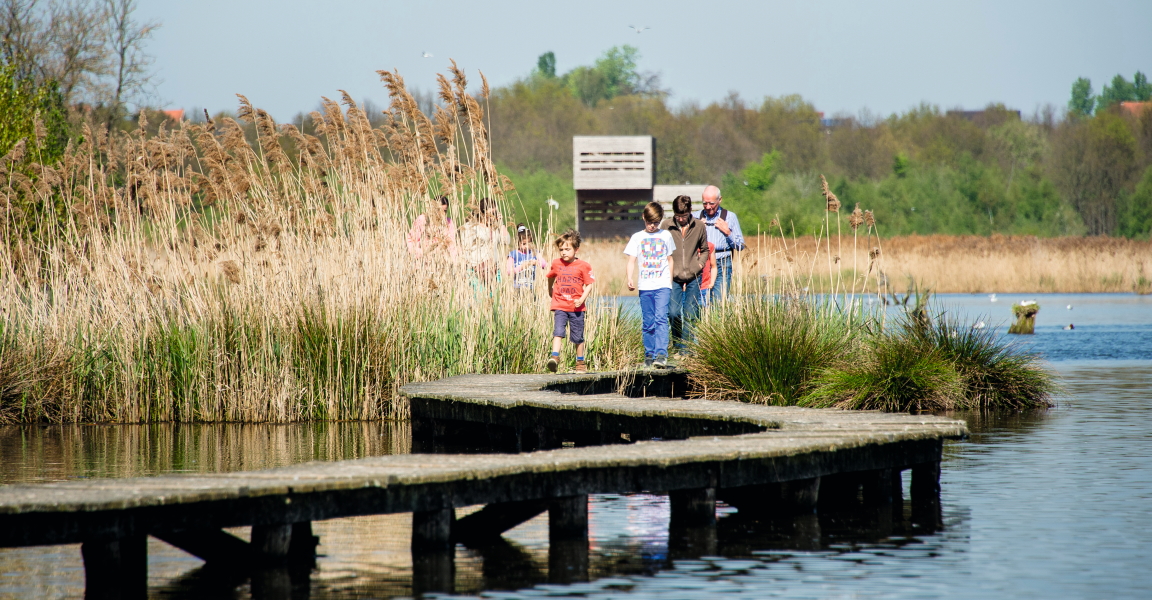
[
  {"x1": 412, "y1": 507, "x2": 455, "y2": 595},
  {"x1": 911, "y1": 461, "x2": 943, "y2": 531},
  {"x1": 549, "y1": 495, "x2": 589, "y2": 583},
  {"x1": 861, "y1": 468, "x2": 895, "y2": 506},
  {"x1": 81, "y1": 533, "x2": 147, "y2": 600},
  {"x1": 669, "y1": 487, "x2": 717, "y2": 558}
]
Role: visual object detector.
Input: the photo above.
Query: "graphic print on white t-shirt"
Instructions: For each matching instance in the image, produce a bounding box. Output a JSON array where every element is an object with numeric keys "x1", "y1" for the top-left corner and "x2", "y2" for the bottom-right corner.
[{"x1": 624, "y1": 229, "x2": 674, "y2": 290}]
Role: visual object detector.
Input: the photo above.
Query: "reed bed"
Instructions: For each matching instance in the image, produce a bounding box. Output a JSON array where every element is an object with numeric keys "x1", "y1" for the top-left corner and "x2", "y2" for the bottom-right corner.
[
  {"x1": 584, "y1": 234, "x2": 1152, "y2": 295},
  {"x1": 0, "y1": 63, "x2": 639, "y2": 424}
]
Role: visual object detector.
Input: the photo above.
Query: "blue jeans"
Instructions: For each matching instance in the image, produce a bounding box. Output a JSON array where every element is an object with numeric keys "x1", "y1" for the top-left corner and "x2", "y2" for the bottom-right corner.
[
  {"x1": 638, "y1": 288, "x2": 670, "y2": 358},
  {"x1": 714, "y1": 255, "x2": 733, "y2": 300},
  {"x1": 670, "y1": 277, "x2": 701, "y2": 351}
]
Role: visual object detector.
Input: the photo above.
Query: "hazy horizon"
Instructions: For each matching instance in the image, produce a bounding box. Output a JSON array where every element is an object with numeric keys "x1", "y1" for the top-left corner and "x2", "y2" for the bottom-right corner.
[{"x1": 138, "y1": 0, "x2": 1149, "y2": 121}]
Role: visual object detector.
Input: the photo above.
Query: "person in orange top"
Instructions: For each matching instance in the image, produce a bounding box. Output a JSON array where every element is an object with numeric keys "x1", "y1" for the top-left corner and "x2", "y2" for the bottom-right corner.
[
  {"x1": 700, "y1": 241, "x2": 717, "y2": 306},
  {"x1": 545, "y1": 230, "x2": 595, "y2": 373}
]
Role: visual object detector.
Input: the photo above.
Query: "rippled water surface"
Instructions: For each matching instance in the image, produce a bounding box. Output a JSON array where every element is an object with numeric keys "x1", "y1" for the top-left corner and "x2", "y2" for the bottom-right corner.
[{"x1": 1, "y1": 294, "x2": 1150, "y2": 599}]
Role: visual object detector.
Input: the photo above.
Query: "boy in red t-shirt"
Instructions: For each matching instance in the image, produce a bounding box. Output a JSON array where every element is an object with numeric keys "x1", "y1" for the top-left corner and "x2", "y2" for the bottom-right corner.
[{"x1": 546, "y1": 230, "x2": 595, "y2": 373}]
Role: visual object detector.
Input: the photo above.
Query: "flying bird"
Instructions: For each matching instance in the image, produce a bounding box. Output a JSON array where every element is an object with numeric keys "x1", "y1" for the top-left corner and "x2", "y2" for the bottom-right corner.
[
  {"x1": 629, "y1": 25, "x2": 649, "y2": 34},
  {"x1": 422, "y1": 51, "x2": 433, "y2": 58}
]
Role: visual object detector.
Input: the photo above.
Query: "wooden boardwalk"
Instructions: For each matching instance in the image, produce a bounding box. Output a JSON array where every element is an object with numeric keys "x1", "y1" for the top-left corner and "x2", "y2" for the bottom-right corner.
[{"x1": 0, "y1": 370, "x2": 966, "y2": 598}]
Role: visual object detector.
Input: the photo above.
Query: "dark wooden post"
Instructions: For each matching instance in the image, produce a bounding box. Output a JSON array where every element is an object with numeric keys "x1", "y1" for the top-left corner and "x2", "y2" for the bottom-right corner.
[
  {"x1": 251, "y1": 524, "x2": 292, "y2": 560},
  {"x1": 911, "y1": 461, "x2": 943, "y2": 532},
  {"x1": 669, "y1": 487, "x2": 717, "y2": 559},
  {"x1": 412, "y1": 507, "x2": 455, "y2": 595},
  {"x1": 549, "y1": 495, "x2": 589, "y2": 583},
  {"x1": 287, "y1": 521, "x2": 319, "y2": 566},
  {"x1": 861, "y1": 468, "x2": 895, "y2": 506},
  {"x1": 82, "y1": 534, "x2": 147, "y2": 600},
  {"x1": 818, "y1": 472, "x2": 862, "y2": 510}
]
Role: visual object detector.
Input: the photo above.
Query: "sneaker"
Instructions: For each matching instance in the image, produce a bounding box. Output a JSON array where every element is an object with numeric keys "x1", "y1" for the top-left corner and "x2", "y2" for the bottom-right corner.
[
  {"x1": 546, "y1": 356, "x2": 558, "y2": 373},
  {"x1": 574, "y1": 360, "x2": 587, "y2": 374},
  {"x1": 643, "y1": 358, "x2": 654, "y2": 368},
  {"x1": 654, "y1": 355, "x2": 668, "y2": 368}
]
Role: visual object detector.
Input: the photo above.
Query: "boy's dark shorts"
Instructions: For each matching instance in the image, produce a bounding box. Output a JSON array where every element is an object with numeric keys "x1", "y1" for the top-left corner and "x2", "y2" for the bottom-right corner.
[{"x1": 552, "y1": 310, "x2": 585, "y2": 344}]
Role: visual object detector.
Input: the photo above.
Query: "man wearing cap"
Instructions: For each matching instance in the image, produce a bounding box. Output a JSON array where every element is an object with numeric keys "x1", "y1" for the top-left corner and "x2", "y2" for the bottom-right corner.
[{"x1": 694, "y1": 185, "x2": 745, "y2": 299}]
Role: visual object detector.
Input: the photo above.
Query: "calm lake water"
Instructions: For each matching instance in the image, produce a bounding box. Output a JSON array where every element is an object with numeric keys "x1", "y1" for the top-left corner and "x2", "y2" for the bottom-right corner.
[{"x1": 1, "y1": 293, "x2": 1150, "y2": 599}]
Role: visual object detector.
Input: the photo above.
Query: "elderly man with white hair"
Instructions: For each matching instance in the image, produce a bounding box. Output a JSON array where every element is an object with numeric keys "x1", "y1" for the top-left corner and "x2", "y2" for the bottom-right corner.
[{"x1": 694, "y1": 185, "x2": 745, "y2": 299}]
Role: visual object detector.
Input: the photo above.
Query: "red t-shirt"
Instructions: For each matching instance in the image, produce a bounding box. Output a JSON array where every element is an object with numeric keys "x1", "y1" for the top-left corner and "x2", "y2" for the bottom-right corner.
[
  {"x1": 701, "y1": 242, "x2": 716, "y2": 289},
  {"x1": 546, "y1": 258, "x2": 595, "y2": 312}
]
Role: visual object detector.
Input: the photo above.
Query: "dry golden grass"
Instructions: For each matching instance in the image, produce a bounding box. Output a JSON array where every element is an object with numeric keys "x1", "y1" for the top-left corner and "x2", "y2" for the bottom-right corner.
[
  {"x1": 0, "y1": 64, "x2": 639, "y2": 424},
  {"x1": 582, "y1": 234, "x2": 1152, "y2": 295}
]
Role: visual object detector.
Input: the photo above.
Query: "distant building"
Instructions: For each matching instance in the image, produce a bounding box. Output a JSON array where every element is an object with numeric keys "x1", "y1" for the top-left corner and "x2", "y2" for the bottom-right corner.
[
  {"x1": 162, "y1": 109, "x2": 185, "y2": 121},
  {"x1": 573, "y1": 136, "x2": 711, "y2": 238},
  {"x1": 1120, "y1": 101, "x2": 1152, "y2": 117},
  {"x1": 816, "y1": 111, "x2": 851, "y2": 130}
]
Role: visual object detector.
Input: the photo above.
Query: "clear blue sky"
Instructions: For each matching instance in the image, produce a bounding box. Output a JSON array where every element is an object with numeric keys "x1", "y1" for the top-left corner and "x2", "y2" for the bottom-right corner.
[{"x1": 138, "y1": 0, "x2": 1150, "y2": 121}]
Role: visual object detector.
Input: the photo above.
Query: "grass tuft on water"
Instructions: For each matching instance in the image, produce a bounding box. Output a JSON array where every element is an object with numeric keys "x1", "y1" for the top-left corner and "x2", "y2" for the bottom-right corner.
[
  {"x1": 690, "y1": 296, "x2": 1055, "y2": 412},
  {"x1": 800, "y1": 329, "x2": 965, "y2": 412},
  {"x1": 686, "y1": 297, "x2": 854, "y2": 404}
]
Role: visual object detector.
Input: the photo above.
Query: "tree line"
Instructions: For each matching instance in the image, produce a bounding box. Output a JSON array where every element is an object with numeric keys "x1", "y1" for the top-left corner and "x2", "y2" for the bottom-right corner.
[{"x1": 490, "y1": 49, "x2": 1152, "y2": 239}]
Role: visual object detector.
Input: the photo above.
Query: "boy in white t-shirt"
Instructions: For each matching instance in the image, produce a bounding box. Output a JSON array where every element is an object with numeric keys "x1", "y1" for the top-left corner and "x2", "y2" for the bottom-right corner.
[{"x1": 624, "y1": 202, "x2": 676, "y2": 368}]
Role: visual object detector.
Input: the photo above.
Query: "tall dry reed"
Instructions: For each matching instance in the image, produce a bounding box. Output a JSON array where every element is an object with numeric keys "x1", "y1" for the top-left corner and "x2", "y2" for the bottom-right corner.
[
  {"x1": 0, "y1": 63, "x2": 639, "y2": 424},
  {"x1": 583, "y1": 234, "x2": 1152, "y2": 295}
]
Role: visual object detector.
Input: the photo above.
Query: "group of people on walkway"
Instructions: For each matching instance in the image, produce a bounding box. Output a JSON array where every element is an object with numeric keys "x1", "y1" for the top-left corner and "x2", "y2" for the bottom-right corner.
[
  {"x1": 405, "y1": 185, "x2": 744, "y2": 372},
  {"x1": 623, "y1": 185, "x2": 745, "y2": 367}
]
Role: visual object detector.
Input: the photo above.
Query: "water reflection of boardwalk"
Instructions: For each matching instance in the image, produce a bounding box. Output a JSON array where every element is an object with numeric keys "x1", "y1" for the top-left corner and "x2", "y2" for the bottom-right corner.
[{"x1": 0, "y1": 370, "x2": 965, "y2": 597}]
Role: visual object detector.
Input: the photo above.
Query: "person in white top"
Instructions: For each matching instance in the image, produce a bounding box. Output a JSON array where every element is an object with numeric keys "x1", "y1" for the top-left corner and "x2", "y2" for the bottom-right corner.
[
  {"x1": 459, "y1": 197, "x2": 509, "y2": 285},
  {"x1": 624, "y1": 202, "x2": 676, "y2": 368}
]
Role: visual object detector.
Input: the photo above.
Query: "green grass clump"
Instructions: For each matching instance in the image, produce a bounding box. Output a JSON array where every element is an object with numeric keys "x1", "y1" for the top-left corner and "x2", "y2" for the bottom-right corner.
[
  {"x1": 903, "y1": 314, "x2": 1056, "y2": 410},
  {"x1": 690, "y1": 297, "x2": 1055, "y2": 412},
  {"x1": 800, "y1": 332, "x2": 964, "y2": 412},
  {"x1": 687, "y1": 298, "x2": 854, "y2": 404}
]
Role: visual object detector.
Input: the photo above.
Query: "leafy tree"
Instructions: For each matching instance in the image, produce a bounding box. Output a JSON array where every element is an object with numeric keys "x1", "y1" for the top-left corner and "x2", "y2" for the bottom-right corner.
[
  {"x1": 1098, "y1": 71, "x2": 1152, "y2": 109},
  {"x1": 1135, "y1": 71, "x2": 1151, "y2": 101},
  {"x1": 742, "y1": 151, "x2": 780, "y2": 191},
  {"x1": 892, "y1": 152, "x2": 910, "y2": 178},
  {"x1": 564, "y1": 45, "x2": 643, "y2": 106},
  {"x1": 1051, "y1": 111, "x2": 1139, "y2": 235},
  {"x1": 536, "y1": 51, "x2": 556, "y2": 79},
  {"x1": 1069, "y1": 77, "x2": 1095, "y2": 117},
  {"x1": 0, "y1": 63, "x2": 70, "y2": 163},
  {"x1": 1099, "y1": 74, "x2": 1136, "y2": 109},
  {"x1": 1118, "y1": 165, "x2": 1152, "y2": 238}
]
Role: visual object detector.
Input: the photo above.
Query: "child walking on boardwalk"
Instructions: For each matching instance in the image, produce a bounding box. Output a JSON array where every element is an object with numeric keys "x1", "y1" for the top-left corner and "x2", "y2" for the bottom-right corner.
[
  {"x1": 625, "y1": 202, "x2": 675, "y2": 368},
  {"x1": 546, "y1": 230, "x2": 595, "y2": 373}
]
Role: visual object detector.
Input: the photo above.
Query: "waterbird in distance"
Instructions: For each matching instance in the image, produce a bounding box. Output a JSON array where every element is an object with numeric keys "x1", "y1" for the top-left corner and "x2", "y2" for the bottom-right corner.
[
  {"x1": 422, "y1": 51, "x2": 433, "y2": 58},
  {"x1": 989, "y1": 294, "x2": 998, "y2": 302},
  {"x1": 1067, "y1": 305, "x2": 1073, "y2": 310},
  {"x1": 629, "y1": 25, "x2": 650, "y2": 34},
  {"x1": 1064, "y1": 324, "x2": 1075, "y2": 330},
  {"x1": 973, "y1": 321, "x2": 987, "y2": 329}
]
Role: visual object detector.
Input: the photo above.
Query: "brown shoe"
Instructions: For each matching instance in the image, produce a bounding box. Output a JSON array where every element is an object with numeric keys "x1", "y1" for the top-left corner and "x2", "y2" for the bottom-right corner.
[{"x1": 574, "y1": 359, "x2": 588, "y2": 373}]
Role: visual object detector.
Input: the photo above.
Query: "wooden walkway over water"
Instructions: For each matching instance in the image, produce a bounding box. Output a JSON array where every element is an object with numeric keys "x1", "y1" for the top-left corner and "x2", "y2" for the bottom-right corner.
[{"x1": 0, "y1": 370, "x2": 966, "y2": 598}]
